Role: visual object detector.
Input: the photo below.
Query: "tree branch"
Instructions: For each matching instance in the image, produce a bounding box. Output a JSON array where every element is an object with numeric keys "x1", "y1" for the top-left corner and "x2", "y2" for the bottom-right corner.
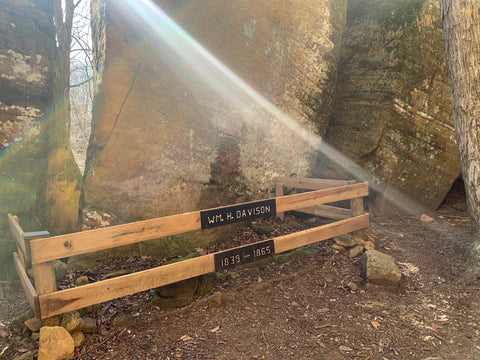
[{"x1": 70, "y1": 76, "x2": 93, "y2": 88}]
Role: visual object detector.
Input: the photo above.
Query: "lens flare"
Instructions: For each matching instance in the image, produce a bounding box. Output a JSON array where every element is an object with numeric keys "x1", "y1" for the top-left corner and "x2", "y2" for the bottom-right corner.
[
  {"x1": 109, "y1": 0, "x2": 428, "y2": 216},
  {"x1": 0, "y1": 98, "x2": 68, "y2": 173}
]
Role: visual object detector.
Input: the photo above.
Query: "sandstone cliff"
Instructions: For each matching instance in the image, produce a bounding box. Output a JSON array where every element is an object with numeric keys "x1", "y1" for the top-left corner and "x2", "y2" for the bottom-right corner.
[
  {"x1": 318, "y1": 0, "x2": 459, "y2": 211},
  {"x1": 0, "y1": 0, "x2": 81, "y2": 278},
  {"x1": 84, "y1": 0, "x2": 347, "y2": 223}
]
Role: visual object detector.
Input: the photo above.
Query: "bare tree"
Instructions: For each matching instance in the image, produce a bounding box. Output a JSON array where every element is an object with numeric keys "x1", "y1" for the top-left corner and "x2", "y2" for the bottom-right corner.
[
  {"x1": 54, "y1": 0, "x2": 79, "y2": 105},
  {"x1": 69, "y1": 0, "x2": 93, "y2": 172},
  {"x1": 441, "y1": 0, "x2": 480, "y2": 272},
  {"x1": 41, "y1": 0, "x2": 87, "y2": 235}
]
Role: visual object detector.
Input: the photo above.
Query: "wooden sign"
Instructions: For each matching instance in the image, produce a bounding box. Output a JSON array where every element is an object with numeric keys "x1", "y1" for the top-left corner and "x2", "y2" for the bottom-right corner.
[
  {"x1": 214, "y1": 239, "x2": 275, "y2": 271},
  {"x1": 200, "y1": 199, "x2": 276, "y2": 229}
]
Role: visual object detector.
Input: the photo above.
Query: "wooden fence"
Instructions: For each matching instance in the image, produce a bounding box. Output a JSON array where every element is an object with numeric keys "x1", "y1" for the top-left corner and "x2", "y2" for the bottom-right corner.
[{"x1": 9, "y1": 178, "x2": 369, "y2": 322}]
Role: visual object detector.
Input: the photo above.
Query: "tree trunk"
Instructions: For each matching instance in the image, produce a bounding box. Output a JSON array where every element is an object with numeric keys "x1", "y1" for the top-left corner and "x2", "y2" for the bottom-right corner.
[
  {"x1": 441, "y1": 0, "x2": 480, "y2": 272},
  {"x1": 42, "y1": 0, "x2": 82, "y2": 235}
]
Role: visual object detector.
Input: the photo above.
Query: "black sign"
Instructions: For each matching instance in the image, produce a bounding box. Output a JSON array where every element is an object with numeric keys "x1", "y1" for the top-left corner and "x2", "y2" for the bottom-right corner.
[
  {"x1": 214, "y1": 239, "x2": 275, "y2": 271},
  {"x1": 200, "y1": 199, "x2": 276, "y2": 229}
]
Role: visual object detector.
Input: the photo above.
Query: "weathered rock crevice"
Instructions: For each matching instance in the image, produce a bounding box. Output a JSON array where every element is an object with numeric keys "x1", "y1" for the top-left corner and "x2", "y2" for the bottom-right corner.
[{"x1": 317, "y1": 0, "x2": 460, "y2": 212}]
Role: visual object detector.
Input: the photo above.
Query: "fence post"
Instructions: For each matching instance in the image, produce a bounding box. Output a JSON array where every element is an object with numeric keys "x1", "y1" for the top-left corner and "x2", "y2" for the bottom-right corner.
[
  {"x1": 32, "y1": 233, "x2": 60, "y2": 325},
  {"x1": 8, "y1": 214, "x2": 27, "y2": 268},
  {"x1": 33, "y1": 261, "x2": 60, "y2": 325},
  {"x1": 275, "y1": 181, "x2": 285, "y2": 220},
  {"x1": 350, "y1": 196, "x2": 367, "y2": 240}
]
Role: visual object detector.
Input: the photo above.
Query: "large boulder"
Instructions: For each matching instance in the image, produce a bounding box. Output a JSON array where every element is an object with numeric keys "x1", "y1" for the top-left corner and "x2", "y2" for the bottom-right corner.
[
  {"x1": 0, "y1": 0, "x2": 80, "y2": 280},
  {"x1": 84, "y1": 0, "x2": 348, "y2": 256},
  {"x1": 317, "y1": 0, "x2": 460, "y2": 212}
]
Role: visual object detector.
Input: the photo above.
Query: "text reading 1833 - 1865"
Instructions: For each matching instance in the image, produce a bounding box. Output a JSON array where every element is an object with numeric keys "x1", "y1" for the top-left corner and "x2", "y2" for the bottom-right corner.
[
  {"x1": 200, "y1": 199, "x2": 276, "y2": 229},
  {"x1": 214, "y1": 239, "x2": 275, "y2": 271}
]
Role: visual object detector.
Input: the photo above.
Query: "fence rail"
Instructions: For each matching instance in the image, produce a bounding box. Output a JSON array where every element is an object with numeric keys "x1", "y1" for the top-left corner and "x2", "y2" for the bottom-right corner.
[{"x1": 9, "y1": 178, "x2": 369, "y2": 321}]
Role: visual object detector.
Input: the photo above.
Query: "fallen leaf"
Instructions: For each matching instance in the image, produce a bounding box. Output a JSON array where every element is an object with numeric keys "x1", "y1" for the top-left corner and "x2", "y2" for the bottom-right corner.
[
  {"x1": 420, "y1": 214, "x2": 434, "y2": 222},
  {"x1": 431, "y1": 323, "x2": 443, "y2": 330},
  {"x1": 371, "y1": 320, "x2": 381, "y2": 329},
  {"x1": 209, "y1": 326, "x2": 220, "y2": 333},
  {"x1": 180, "y1": 335, "x2": 193, "y2": 341}
]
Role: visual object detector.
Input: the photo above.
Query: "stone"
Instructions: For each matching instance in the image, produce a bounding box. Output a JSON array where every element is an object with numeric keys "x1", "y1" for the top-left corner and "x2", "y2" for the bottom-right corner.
[
  {"x1": 81, "y1": 269, "x2": 95, "y2": 277},
  {"x1": 156, "y1": 277, "x2": 199, "y2": 299},
  {"x1": 60, "y1": 311, "x2": 85, "y2": 333},
  {"x1": 71, "y1": 330, "x2": 85, "y2": 347},
  {"x1": 207, "y1": 292, "x2": 224, "y2": 307},
  {"x1": 38, "y1": 326, "x2": 74, "y2": 360},
  {"x1": 27, "y1": 268, "x2": 34, "y2": 279},
  {"x1": 82, "y1": 317, "x2": 97, "y2": 334},
  {"x1": 346, "y1": 281, "x2": 358, "y2": 292},
  {"x1": 362, "y1": 250, "x2": 402, "y2": 287},
  {"x1": 349, "y1": 245, "x2": 365, "y2": 258},
  {"x1": 196, "y1": 273, "x2": 216, "y2": 297},
  {"x1": 75, "y1": 275, "x2": 89, "y2": 286},
  {"x1": 334, "y1": 235, "x2": 357, "y2": 248},
  {"x1": 352, "y1": 236, "x2": 365, "y2": 245},
  {"x1": 53, "y1": 260, "x2": 68, "y2": 281},
  {"x1": 150, "y1": 294, "x2": 194, "y2": 309},
  {"x1": 31, "y1": 332, "x2": 40, "y2": 342},
  {"x1": 24, "y1": 317, "x2": 42, "y2": 332},
  {"x1": 331, "y1": 244, "x2": 346, "y2": 252}
]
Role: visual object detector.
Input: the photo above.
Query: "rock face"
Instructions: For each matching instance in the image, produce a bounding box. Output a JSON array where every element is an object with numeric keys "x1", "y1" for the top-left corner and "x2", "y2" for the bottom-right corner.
[
  {"x1": 317, "y1": 0, "x2": 460, "y2": 211},
  {"x1": 0, "y1": 1, "x2": 52, "y2": 279},
  {"x1": 0, "y1": 0, "x2": 81, "y2": 280},
  {"x1": 84, "y1": 0, "x2": 347, "y2": 254}
]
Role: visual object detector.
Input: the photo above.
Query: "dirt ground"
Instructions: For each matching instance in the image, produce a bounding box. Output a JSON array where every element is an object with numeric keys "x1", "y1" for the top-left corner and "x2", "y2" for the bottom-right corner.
[{"x1": 2, "y1": 181, "x2": 480, "y2": 360}]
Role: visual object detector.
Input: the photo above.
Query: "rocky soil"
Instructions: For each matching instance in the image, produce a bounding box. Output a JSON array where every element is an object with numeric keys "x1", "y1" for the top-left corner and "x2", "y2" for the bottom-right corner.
[{"x1": 1, "y1": 182, "x2": 480, "y2": 359}]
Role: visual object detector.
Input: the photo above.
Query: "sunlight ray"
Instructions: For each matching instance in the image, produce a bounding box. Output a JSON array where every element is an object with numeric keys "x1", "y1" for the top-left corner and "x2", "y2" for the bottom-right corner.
[{"x1": 111, "y1": 0, "x2": 427, "y2": 216}]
